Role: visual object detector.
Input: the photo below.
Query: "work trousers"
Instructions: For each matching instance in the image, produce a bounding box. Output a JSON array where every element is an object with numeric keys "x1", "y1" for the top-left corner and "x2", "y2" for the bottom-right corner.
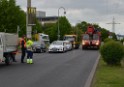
[
  {"x1": 27, "y1": 50, "x2": 33, "y2": 59},
  {"x1": 21, "y1": 49, "x2": 26, "y2": 63},
  {"x1": 27, "y1": 50, "x2": 33, "y2": 64}
]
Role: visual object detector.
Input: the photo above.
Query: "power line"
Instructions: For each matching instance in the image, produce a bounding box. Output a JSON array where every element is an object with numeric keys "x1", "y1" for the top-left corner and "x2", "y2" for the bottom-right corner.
[{"x1": 107, "y1": 17, "x2": 120, "y2": 33}]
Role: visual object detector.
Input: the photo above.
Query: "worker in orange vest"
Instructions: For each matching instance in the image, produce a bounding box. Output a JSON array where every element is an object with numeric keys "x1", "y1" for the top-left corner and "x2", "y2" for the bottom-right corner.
[{"x1": 20, "y1": 35, "x2": 26, "y2": 63}]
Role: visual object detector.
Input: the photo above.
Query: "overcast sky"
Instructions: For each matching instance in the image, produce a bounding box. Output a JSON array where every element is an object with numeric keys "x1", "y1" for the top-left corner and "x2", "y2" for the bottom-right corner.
[{"x1": 16, "y1": 0, "x2": 124, "y2": 35}]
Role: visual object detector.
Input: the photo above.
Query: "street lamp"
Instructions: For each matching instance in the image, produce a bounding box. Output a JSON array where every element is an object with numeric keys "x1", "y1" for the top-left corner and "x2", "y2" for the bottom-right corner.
[{"x1": 58, "y1": 7, "x2": 66, "y2": 40}]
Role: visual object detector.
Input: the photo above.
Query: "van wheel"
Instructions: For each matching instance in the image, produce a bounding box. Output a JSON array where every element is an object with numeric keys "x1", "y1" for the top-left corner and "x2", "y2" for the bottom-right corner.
[{"x1": 5, "y1": 54, "x2": 12, "y2": 65}]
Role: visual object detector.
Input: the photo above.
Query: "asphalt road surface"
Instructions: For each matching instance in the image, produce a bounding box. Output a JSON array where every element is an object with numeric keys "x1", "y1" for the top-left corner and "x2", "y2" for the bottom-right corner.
[{"x1": 0, "y1": 48, "x2": 99, "y2": 87}]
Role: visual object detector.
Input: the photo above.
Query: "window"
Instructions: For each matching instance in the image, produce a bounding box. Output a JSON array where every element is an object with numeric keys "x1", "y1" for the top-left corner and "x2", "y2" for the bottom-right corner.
[
  {"x1": 93, "y1": 34, "x2": 99, "y2": 40},
  {"x1": 64, "y1": 36, "x2": 75, "y2": 41},
  {"x1": 83, "y1": 34, "x2": 89, "y2": 40}
]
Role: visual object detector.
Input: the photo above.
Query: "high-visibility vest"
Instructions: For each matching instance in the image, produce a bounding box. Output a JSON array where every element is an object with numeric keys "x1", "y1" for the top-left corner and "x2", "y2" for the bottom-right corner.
[
  {"x1": 20, "y1": 38, "x2": 26, "y2": 48},
  {"x1": 26, "y1": 40, "x2": 33, "y2": 51}
]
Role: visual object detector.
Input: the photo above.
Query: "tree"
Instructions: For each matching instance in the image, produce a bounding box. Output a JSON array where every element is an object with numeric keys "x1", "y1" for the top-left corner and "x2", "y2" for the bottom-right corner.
[
  {"x1": 44, "y1": 23, "x2": 57, "y2": 42},
  {"x1": 0, "y1": 0, "x2": 26, "y2": 36},
  {"x1": 71, "y1": 26, "x2": 83, "y2": 42},
  {"x1": 58, "y1": 16, "x2": 72, "y2": 40},
  {"x1": 76, "y1": 21, "x2": 89, "y2": 33},
  {"x1": 32, "y1": 21, "x2": 43, "y2": 34},
  {"x1": 42, "y1": 16, "x2": 71, "y2": 42},
  {"x1": 111, "y1": 32, "x2": 117, "y2": 40}
]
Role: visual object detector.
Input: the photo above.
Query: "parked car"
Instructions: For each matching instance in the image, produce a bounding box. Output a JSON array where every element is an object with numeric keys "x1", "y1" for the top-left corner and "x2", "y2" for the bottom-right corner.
[
  {"x1": 48, "y1": 41, "x2": 67, "y2": 53},
  {"x1": 32, "y1": 41, "x2": 46, "y2": 53},
  {"x1": 64, "y1": 40, "x2": 72, "y2": 51}
]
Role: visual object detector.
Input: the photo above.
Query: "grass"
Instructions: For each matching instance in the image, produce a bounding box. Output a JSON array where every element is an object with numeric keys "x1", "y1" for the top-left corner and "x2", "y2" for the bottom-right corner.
[{"x1": 92, "y1": 58, "x2": 124, "y2": 87}]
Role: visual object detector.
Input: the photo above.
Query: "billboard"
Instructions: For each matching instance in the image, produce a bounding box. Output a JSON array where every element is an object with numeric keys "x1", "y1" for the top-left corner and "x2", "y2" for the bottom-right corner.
[{"x1": 27, "y1": 7, "x2": 36, "y2": 26}]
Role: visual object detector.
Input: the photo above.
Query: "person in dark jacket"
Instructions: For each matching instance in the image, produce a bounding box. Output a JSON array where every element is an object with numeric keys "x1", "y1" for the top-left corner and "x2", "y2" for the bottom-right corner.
[{"x1": 20, "y1": 35, "x2": 26, "y2": 63}]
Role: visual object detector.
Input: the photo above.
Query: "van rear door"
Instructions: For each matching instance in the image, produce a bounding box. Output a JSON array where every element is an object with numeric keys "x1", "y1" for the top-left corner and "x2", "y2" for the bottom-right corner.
[{"x1": 0, "y1": 34, "x2": 3, "y2": 61}]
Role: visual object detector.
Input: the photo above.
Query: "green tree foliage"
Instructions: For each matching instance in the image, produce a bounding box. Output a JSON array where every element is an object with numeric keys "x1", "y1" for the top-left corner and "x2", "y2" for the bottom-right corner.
[
  {"x1": 100, "y1": 28, "x2": 109, "y2": 41},
  {"x1": 71, "y1": 26, "x2": 83, "y2": 42},
  {"x1": 104, "y1": 38, "x2": 114, "y2": 43},
  {"x1": 32, "y1": 21, "x2": 42, "y2": 34},
  {"x1": 42, "y1": 17, "x2": 71, "y2": 42},
  {"x1": 0, "y1": 0, "x2": 26, "y2": 36},
  {"x1": 111, "y1": 32, "x2": 117, "y2": 40},
  {"x1": 58, "y1": 16, "x2": 71, "y2": 40},
  {"x1": 43, "y1": 23, "x2": 57, "y2": 43},
  {"x1": 76, "y1": 21, "x2": 89, "y2": 33}
]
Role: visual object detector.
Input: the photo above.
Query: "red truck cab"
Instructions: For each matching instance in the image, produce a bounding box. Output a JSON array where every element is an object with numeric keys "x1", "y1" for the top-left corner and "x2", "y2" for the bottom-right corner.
[{"x1": 82, "y1": 25, "x2": 101, "y2": 50}]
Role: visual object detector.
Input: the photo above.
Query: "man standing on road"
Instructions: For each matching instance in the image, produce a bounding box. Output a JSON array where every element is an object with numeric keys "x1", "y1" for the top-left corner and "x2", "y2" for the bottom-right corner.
[
  {"x1": 20, "y1": 35, "x2": 26, "y2": 63},
  {"x1": 26, "y1": 38, "x2": 34, "y2": 64}
]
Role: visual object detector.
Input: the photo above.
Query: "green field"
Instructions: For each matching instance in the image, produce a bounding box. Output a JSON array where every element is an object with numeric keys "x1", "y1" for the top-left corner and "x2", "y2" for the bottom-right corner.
[{"x1": 92, "y1": 58, "x2": 124, "y2": 87}]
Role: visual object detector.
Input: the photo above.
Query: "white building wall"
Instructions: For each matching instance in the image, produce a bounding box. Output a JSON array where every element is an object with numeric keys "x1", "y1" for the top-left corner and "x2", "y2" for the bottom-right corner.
[{"x1": 36, "y1": 11, "x2": 46, "y2": 18}]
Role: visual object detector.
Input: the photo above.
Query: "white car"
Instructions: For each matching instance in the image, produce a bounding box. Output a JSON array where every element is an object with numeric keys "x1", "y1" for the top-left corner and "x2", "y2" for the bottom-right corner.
[
  {"x1": 64, "y1": 40, "x2": 72, "y2": 51},
  {"x1": 48, "y1": 41, "x2": 67, "y2": 53}
]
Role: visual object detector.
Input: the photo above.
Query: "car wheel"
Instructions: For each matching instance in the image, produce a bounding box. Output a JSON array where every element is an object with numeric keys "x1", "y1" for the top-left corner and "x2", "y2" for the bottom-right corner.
[
  {"x1": 39, "y1": 49, "x2": 42, "y2": 53},
  {"x1": 63, "y1": 48, "x2": 65, "y2": 53}
]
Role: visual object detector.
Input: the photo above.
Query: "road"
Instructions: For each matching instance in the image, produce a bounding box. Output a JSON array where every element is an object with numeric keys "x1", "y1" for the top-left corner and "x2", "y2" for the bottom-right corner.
[{"x1": 0, "y1": 48, "x2": 99, "y2": 87}]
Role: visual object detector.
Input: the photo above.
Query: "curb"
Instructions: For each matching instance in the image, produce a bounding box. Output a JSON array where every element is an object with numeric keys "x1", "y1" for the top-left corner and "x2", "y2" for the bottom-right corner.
[{"x1": 84, "y1": 55, "x2": 100, "y2": 87}]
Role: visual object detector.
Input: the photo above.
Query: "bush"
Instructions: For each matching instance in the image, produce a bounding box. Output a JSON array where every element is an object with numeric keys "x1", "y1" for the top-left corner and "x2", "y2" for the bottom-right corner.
[
  {"x1": 104, "y1": 38, "x2": 114, "y2": 43},
  {"x1": 100, "y1": 41, "x2": 124, "y2": 65}
]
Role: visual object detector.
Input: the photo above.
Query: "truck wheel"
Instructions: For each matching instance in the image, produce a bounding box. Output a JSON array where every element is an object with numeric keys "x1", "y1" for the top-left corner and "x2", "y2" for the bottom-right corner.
[
  {"x1": 75, "y1": 44, "x2": 79, "y2": 49},
  {"x1": 5, "y1": 54, "x2": 12, "y2": 65},
  {"x1": 39, "y1": 49, "x2": 42, "y2": 53}
]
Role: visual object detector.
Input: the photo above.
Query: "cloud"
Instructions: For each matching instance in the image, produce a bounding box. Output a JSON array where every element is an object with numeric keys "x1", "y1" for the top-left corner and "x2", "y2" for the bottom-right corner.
[{"x1": 16, "y1": 0, "x2": 124, "y2": 35}]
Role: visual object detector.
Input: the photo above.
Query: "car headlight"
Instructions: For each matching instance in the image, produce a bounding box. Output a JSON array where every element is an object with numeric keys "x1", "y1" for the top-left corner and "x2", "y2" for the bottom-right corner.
[
  {"x1": 96, "y1": 42, "x2": 99, "y2": 45},
  {"x1": 82, "y1": 41, "x2": 85, "y2": 45}
]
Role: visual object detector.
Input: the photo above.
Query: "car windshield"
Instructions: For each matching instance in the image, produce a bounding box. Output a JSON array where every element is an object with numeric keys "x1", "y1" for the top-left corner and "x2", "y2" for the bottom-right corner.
[
  {"x1": 64, "y1": 36, "x2": 75, "y2": 41},
  {"x1": 52, "y1": 41, "x2": 63, "y2": 45},
  {"x1": 93, "y1": 34, "x2": 99, "y2": 40},
  {"x1": 33, "y1": 42, "x2": 41, "y2": 46},
  {"x1": 83, "y1": 34, "x2": 89, "y2": 40},
  {"x1": 42, "y1": 36, "x2": 49, "y2": 40}
]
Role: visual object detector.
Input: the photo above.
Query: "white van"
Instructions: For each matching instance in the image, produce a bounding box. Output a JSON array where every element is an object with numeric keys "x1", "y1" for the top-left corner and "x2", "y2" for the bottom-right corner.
[{"x1": 0, "y1": 33, "x2": 18, "y2": 65}]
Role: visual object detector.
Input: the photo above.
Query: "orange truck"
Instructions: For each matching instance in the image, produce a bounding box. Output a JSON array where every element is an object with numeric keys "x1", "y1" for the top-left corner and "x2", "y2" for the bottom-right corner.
[{"x1": 82, "y1": 25, "x2": 101, "y2": 50}]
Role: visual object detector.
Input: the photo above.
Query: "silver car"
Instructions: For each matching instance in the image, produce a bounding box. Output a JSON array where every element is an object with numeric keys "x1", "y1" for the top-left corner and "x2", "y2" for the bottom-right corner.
[
  {"x1": 32, "y1": 41, "x2": 46, "y2": 53},
  {"x1": 48, "y1": 41, "x2": 67, "y2": 53},
  {"x1": 64, "y1": 40, "x2": 72, "y2": 51}
]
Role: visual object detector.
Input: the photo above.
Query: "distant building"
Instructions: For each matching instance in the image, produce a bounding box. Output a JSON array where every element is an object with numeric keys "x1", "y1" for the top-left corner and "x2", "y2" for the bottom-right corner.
[
  {"x1": 36, "y1": 11, "x2": 58, "y2": 25},
  {"x1": 116, "y1": 34, "x2": 124, "y2": 40},
  {"x1": 37, "y1": 16, "x2": 58, "y2": 25},
  {"x1": 36, "y1": 11, "x2": 46, "y2": 18}
]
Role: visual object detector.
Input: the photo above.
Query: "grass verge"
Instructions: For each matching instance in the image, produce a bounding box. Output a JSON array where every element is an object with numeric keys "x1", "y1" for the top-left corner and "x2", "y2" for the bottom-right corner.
[{"x1": 92, "y1": 58, "x2": 124, "y2": 87}]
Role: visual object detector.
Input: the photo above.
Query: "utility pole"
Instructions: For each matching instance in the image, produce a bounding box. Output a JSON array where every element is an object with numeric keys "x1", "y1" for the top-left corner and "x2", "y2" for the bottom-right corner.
[
  {"x1": 27, "y1": 0, "x2": 31, "y2": 7},
  {"x1": 27, "y1": 0, "x2": 32, "y2": 38},
  {"x1": 27, "y1": 0, "x2": 36, "y2": 38},
  {"x1": 57, "y1": 7, "x2": 66, "y2": 40},
  {"x1": 107, "y1": 17, "x2": 120, "y2": 33}
]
